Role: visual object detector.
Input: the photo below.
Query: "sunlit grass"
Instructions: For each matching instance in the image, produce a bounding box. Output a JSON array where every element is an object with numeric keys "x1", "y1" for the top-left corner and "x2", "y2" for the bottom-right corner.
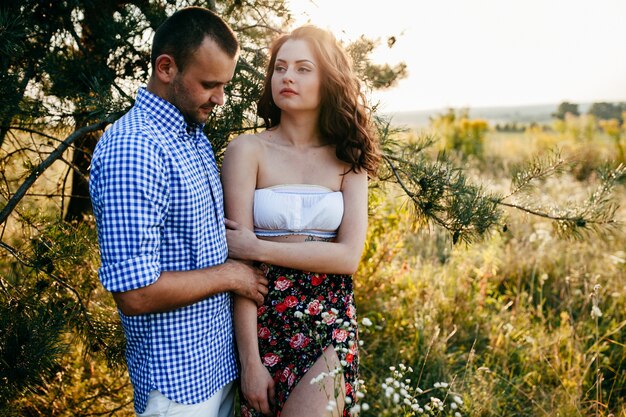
[
  {"x1": 354, "y1": 128, "x2": 625, "y2": 416},
  {"x1": 2, "y1": 124, "x2": 624, "y2": 416}
]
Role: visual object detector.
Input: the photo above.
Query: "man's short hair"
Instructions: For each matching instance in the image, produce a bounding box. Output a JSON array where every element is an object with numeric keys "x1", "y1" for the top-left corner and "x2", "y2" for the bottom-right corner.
[{"x1": 151, "y1": 7, "x2": 239, "y2": 72}]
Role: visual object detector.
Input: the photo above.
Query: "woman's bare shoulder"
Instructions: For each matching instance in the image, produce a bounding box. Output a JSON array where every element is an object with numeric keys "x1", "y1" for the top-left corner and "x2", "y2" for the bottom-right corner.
[
  {"x1": 340, "y1": 167, "x2": 368, "y2": 191},
  {"x1": 226, "y1": 132, "x2": 268, "y2": 157},
  {"x1": 228, "y1": 132, "x2": 264, "y2": 147}
]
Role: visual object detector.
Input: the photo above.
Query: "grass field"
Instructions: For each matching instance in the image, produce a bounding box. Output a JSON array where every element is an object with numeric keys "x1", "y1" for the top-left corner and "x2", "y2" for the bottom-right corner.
[
  {"x1": 1, "y1": 124, "x2": 624, "y2": 416},
  {"x1": 354, "y1": 128, "x2": 625, "y2": 416}
]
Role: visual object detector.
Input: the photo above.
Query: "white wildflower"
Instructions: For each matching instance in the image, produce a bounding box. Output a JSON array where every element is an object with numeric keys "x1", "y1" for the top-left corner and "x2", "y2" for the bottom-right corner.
[{"x1": 591, "y1": 305, "x2": 603, "y2": 318}]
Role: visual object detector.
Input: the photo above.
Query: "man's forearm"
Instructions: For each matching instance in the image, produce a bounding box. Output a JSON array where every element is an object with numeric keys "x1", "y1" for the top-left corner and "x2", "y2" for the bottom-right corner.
[
  {"x1": 112, "y1": 264, "x2": 230, "y2": 315},
  {"x1": 112, "y1": 260, "x2": 259, "y2": 316}
]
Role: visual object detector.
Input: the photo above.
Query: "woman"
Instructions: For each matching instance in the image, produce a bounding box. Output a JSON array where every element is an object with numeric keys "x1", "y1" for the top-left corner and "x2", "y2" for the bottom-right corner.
[{"x1": 221, "y1": 25, "x2": 380, "y2": 417}]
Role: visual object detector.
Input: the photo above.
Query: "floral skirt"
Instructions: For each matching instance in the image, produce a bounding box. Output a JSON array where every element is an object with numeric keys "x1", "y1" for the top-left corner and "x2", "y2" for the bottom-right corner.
[{"x1": 240, "y1": 264, "x2": 360, "y2": 417}]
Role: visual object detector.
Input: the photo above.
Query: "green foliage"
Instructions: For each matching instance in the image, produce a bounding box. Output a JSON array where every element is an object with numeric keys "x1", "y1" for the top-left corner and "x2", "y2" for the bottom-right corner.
[
  {"x1": 0, "y1": 218, "x2": 127, "y2": 414},
  {"x1": 588, "y1": 102, "x2": 626, "y2": 123},
  {"x1": 0, "y1": 284, "x2": 67, "y2": 410},
  {"x1": 356, "y1": 134, "x2": 626, "y2": 415},
  {"x1": 347, "y1": 36, "x2": 408, "y2": 90},
  {"x1": 553, "y1": 113, "x2": 597, "y2": 142},
  {"x1": 375, "y1": 116, "x2": 502, "y2": 245},
  {"x1": 598, "y1": 116, "x2": 626, "y2": 163},
  {"x1": 429, "y1": 109, "x2": 489, "y2": 159},
  {"x1": 552, "y1": 101, "x2": 580, "y2": 120}
]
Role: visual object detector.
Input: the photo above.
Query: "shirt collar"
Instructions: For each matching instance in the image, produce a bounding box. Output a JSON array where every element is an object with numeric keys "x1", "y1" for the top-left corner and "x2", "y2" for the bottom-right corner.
[{"x1": 135, "y1": 87, "x2": 205, "y2": 140}]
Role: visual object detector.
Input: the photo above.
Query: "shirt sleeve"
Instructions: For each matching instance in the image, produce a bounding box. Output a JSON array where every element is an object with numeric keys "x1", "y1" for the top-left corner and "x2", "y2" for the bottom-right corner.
[{"x1": 89, "y1": 129, "x2": 169, "y2": 293}]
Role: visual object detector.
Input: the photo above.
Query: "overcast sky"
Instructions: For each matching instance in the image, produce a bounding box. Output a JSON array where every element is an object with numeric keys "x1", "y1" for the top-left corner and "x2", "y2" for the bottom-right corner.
[{"x1": 288, "y1": 0, "x2": 626, "y2": 112}]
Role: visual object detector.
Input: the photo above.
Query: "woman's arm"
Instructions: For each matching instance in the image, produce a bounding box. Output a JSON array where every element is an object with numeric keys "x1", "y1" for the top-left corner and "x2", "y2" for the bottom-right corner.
[
  {"x1": 221, "y1": 136, "x2": 275, "y2": 415},
  {"x1": 226, "y1": 169, "x2": 369, "y2": 274}
]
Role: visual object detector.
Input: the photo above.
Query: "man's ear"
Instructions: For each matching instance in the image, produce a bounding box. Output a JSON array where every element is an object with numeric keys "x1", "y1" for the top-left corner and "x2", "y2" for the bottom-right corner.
[{"x1": 153, "y1": 54, "x2": 178, "y2": 83}]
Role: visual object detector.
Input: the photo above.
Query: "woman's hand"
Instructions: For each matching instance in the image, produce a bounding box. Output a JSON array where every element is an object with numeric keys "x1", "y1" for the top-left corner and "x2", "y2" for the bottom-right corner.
[
  {"x1": 225, "y1": 218, "x2": 259, "y2": 261},
  {"x1": 241, "y1": 359, "x2": 276, "y2": 415}
]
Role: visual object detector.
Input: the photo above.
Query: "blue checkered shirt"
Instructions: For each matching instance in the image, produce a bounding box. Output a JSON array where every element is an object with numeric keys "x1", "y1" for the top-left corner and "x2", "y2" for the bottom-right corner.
[{"x1": 89, "y1": 88, "x2": 237, "y2": 413}]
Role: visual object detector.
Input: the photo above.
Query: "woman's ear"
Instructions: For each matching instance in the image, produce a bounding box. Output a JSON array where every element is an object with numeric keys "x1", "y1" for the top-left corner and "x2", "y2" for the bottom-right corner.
[{"x1": 153, "y1": 54, "x2": 177, "y2": 83}]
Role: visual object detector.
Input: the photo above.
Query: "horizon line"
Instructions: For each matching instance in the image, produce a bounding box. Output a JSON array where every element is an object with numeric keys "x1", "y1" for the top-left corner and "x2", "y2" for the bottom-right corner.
[{"x1": 379, "y1": 99, "x2": 626, "y2": 115}]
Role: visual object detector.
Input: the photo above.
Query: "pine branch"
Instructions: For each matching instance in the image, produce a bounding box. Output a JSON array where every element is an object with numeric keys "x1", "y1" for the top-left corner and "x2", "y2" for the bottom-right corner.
[
  {"x1": 496, "y1": 162, "x2": 623, "y2": 237},
  {"x1": 378, "y1": 136, "x2": 624, "y2": 242},
  {"x1": 0, "y1": 240, "x2": 110, "y2": 351},
  {"x1": 381, "y1": 151, "x2": 501, "y2": 244},
  {"x1": 0, "y1": 113, "x2": 121, "y2": 226},
  {"x1": 506, "y1": 149, "x2": 568, "y2": 199}
]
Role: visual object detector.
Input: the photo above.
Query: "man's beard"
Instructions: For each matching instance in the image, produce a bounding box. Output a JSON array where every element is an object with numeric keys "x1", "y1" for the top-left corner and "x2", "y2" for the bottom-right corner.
[{"x1": 168, "y1": 77, "x2": 210, "y2": 125}]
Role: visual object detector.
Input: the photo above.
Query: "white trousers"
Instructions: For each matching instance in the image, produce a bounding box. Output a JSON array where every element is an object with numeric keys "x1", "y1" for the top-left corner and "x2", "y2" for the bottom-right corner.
[{"x1": 137, "y1": 381, "x2": 235, "y2": 417}]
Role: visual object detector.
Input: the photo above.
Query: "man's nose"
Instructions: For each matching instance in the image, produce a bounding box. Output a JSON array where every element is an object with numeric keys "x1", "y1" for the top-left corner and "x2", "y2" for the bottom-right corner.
[{"x1": 211, "y1": 87, "x2": 225, "y2": 106}]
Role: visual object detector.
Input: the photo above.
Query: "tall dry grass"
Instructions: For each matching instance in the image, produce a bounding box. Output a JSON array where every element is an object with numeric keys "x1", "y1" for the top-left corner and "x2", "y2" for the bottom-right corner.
[
  {"x1": 355, "y1": 128, "x2": 625, "y2": 416},
  {"x1": 1, "y1": 126, "x2": 624, "y2": 416}
]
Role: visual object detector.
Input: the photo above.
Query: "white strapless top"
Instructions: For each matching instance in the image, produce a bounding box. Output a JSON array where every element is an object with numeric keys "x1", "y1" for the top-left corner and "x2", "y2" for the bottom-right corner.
[{"x1": 253, "y1": 184, "x2": 344, "y2": 238}]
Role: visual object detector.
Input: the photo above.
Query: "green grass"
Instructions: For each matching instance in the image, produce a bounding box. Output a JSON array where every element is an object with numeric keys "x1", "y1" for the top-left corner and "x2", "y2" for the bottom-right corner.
[
  {"x1": 1, "y1": 125, "x2": 624, "y2": 416},
  {"x1": 355, "y1": 128, "x2": 625, "y2": 416}
]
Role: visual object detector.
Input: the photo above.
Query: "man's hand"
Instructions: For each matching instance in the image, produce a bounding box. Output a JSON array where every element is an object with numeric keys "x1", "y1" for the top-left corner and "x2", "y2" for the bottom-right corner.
[
  {"x1": 225, "y1": 259, "x2": 268, "y2": 306},
  {"x1": 112, "y1": 258, "x2": 268, "y2": 316}
]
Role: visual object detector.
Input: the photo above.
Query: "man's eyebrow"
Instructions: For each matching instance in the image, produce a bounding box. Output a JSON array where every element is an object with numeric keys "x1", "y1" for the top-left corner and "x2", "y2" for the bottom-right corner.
[{"x1": 201, "y1": 80, "x2": 225, "y2": 86}]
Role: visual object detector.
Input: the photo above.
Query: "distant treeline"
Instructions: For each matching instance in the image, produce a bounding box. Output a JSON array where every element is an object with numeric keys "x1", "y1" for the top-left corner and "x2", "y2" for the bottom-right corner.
[
  {"x1": 388, "y1": 101, "x2": 626, "y2": 131},
  {"x1": 552, "y1": 101, "x2": 626, "y2": 122}
]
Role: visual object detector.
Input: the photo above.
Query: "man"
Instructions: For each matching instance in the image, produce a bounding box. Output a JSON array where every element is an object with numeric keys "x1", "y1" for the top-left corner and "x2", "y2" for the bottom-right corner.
[{"x1": 89, "y1": 7, "x2": 267, "y2": 417}]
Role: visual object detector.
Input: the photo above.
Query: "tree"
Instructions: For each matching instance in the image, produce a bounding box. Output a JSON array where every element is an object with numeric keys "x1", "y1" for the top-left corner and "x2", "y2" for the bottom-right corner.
[
  {"x1": 551, "y1": 101, "x2": 579, "y2": 120},
  {"x1": 588, "y1": 101, "x2": 626, "y2": 123}
]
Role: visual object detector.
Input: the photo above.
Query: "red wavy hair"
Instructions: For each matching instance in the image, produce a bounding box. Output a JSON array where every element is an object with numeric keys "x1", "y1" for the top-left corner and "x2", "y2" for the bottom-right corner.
[{"x1": 257, "y1": 25, "x2": 380, "y2": 177}]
